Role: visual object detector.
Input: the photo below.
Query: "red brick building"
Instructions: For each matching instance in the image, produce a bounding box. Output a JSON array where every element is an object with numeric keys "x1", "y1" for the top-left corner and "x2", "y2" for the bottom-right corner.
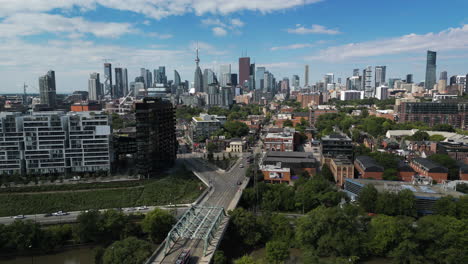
[
  {"x1": 354, "y1": 156, "x2": 384, "y2": 180},
  {"x1": 297, "y1": 92, "x2": 322, "y2": 108},
  {"x1": 397, "y1": 102, "x2": 468, "y2": 129},
  {"x1": 397, "y1": 161, "x2": 416, "y2": 181},
  {"x1": 410, "y1": 158, "x2": 448, "y2": 183}
]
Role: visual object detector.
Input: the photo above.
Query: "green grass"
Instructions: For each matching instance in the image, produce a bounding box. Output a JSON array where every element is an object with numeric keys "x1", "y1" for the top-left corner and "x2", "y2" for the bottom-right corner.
[
  {"x1": 0, "y1": 168, "x2": 204, "y2": 217},
  {"x1": 0, "y1": 180, "x2": 146, "y2": 193}
]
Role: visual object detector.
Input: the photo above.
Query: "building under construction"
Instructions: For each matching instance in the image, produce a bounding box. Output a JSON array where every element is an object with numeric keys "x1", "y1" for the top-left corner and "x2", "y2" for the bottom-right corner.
[{"x1": 135, "y1": 97, "x2": 176, "y2": 178}]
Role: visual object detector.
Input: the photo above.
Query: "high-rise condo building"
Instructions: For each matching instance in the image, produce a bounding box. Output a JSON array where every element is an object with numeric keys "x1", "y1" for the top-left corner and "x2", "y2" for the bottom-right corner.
[
  {"x1": 114, "y1": 67, "x2": 123, "y2": 98},
  {"x1": 374, "y1": 66, "x2": 386, "y2": 87},
  {"x1": 364, "y1": 66, "x2": 374, "y2": 98},
  {"x1": 0, "y1": 111, "x2": 111, "y2": 176},
  {"x1": 135, "y1": 98, "x2": 176, "y2": 178},
  {"x1": 88, "y1": 72, "x2": 101, "y2": 101},
  {"x1": 255, "y1": 67, "x2": 266, "y2": 91},
  {"x1": 39, "y1": 70, "x2": 56, "y2": 108},
  {"x1": 440, "y1": 71, "x2": 448, "y2": 81},
  {"x1": 123, "y1": 68, "x2": 128, "y2": 96},
  {"x1": 292, "y1": 75, "x2": 300, "y2": 90},
  {"x1": 353, "y1": 69, "x2": 360, "y2": 77},
  {"x1": 425, "y1": 50, "x2": 437, "y2": 90},
  {"x1": 104, "y1": 63, "x2": 113, "y2": 97},
  {"x1": 305, "y1": 65, "x2": 310, "y2": 86},
  {"x1": 230, "y1": 74, "x2": 238, "y2": 86},
  {"x1": 174, "y1": 70, "x2": 181, "y2": 87},
  {"x1": 219, "y1": 64, "x2": 231, "y2": 86}
]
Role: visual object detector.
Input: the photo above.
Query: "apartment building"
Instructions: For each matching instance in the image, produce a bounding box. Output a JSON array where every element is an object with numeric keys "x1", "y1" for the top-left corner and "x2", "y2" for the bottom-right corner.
[
  {"x1": 135, "y1": 98, "x2": 176, "y2": 178},
  {"x1": 189, "y1": 114, "x2": 226, "y2": 143},
  {"x1": 0, "y1": 111, "x2": 112, "y2": 176},
  {"x1": 397, "y1": 101, "x2": 468, "y2": 129}
]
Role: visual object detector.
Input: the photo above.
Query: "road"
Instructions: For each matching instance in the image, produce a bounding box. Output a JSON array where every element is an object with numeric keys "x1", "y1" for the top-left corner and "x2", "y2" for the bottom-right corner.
[
  {"x1": 0, "y1": 205, "x2": 190, "y2": 225},
  {"x1": 157, "y1": 153, "x2": 250, "y2": 264}
]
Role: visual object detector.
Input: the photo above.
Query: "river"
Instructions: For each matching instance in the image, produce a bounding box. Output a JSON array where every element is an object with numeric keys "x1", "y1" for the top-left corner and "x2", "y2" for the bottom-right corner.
[{"x1": 0, "y1": 246, "x2": 95, "y2": 264}]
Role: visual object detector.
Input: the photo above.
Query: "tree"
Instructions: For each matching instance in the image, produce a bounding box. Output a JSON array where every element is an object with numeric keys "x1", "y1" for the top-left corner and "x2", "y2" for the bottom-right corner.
[
  {"x1": 224, "y1": 121, "x2": 249, "y2": 138},
  {"x1": 296, "y1": 205, "x2": 366, "y2": 257},
  {"x1": 75, "y1": 210, "x2": 103, "y2": 243},
  {"x1": 406, "y1": 131, "x2": 429, "y2": 141},
  {"x1": 141, "y1": 209, "x2": 176, "y2": 243},
  {"x1": 213, "y1": 250, "x2": 226, "y2": 264},
  {"x1": 229, "y1": 208, "x2": 262, "y2": 247},
  {"x1": 282, "y1": 119, "x2": 293, "y2": 127},
  {"x1": 207, "y1": 142, "x2": 217, "y2": 154},
  {"x1": 434, "y1": 196, "x2": 457, "y2": 217},
  {"x1": 429, "y1": 134, "x2": 446, "y2": 142},
  {"x1": 234, "y1": 255, "x2": 257, "y2": 264},
  {"x1": 102, "y1": 237, "x2": 152, "y2": 264},
  {"x1": 432, "y1": 124, "x2": 455, "y2": 132},
  {"x1": 266, "y1": 240, "x2": 290, "y2": 264},
  {"x1": 366, "y1": 215, "x2": 415, "y2": 257},
  {"x1": 321, "y1": 165, "x2": 335, "y2": 183},
  {"x1": 358, "y1": 184, "x2": 378, "y2": 213},
  {"x1": 383, "y1": 168, "x2": 399, "y2": 181}
]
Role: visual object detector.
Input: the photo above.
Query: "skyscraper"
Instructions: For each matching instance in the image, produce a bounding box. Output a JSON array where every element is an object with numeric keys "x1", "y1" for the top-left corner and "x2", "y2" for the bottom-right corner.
[
  {"x1": 104, "y1": 63, "x2": 112, "y2": 97},
  {"x1": 305, "y1": 65, "x2": 309, "y2": 87},
  {"x1": 141, "y1": 68, "x2": 147, "y2": 89},
  {"x1": 364, "y1": 66, "x2": 374, "y2": 98},
  {"x1": 406, "y1": 74, "x2": 413, "y2": 84},
  {"x1": 324, "y1": 73, "x2": 334, "y2": 86},
  {"x1": 239, "y1": 57, "x2": 250, "y2": 88},
  {"x1": 230, "y1": 74, "x2": 238, "y2": 86},
  {"x1": 219, "y1": 64, "x2": 231, "y2": 86},
  {"x1": 155, "y1": 66, "x2": 167, "y2": 85},
  {"x1": 88, "y1": 73, "x2": 101, "y2": 101},
  {"x1": 39, "y1": 70, "x2": 56, "y2": 108},
  {"x1": 292, "y1": 75, "x2": 300, "y2": 90},
  {"x1": 353, "y1": 69, "x2": 360, "y2": 77},
  {"x1": 146, "y1": 70, "x2": 152, "y2": 88},
  {"x1": 374, "y1": 66, "x2": 386, "y2": 87},
  {"x1": 135, "y1": 98, "x2": 176, "y2": 177},
  {"x1": 203, "y1": 69, "x2": 216, "y2": 92},
  {"x1": 114, "y1": 67, "x2": 123, "y2": 98},
  {"x1": 249, "y1": 63, "x2": 256, "y2": 90},
  {"x1": 174, "y1": 70, "x2": 181, "y2": 87},
  {"x1": 123, "y1": 68, "x2": 128, "y2": 96},
  {"x1": 440, "y1": 71, "x2": 448, "y2": 81},
  {"x1": 194, "y1": 47, "x2": 204, "y2": 92},
  {"x1": 425, "y1": 50, "x2": 437, "y2": 90},
  {"x1": 255, "y1": 67, "x2": 266, "y2": 91}
]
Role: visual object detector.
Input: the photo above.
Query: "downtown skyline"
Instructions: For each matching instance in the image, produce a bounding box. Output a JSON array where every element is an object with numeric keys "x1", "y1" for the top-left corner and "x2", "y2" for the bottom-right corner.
[{"x1": 1, "y1": 0, "x2": 468, "y2": 93}]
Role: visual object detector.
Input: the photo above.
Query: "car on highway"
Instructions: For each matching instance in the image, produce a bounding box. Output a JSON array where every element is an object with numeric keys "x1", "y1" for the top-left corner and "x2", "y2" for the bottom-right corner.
[
  {"x1": 239, "y1": 164, "x2": 244, "y2": 168},
  {"x1": 125, "y1": 207, "x2": 136, "y2": 212},
  {"x1": 13, "y1": 215, "x2": 25, "y2": 219},
  {"x1": 43, "y1": 213, "x2": 53, "y2": 217},
  {"x1": 175, "y1": 249, "x2": 190, "y2": 264},
  {"x1": 52, "y1": 211, "x2": 69, "y2": 216},
  {"x1": 137, "y1": 206, "x2": 149, "y2": 211}
]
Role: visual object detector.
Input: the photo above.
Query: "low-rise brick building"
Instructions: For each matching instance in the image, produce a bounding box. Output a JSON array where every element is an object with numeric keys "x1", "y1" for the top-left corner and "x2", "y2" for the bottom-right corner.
[
  {"x1": 264, "y1": 128, "x2": 299, "y2": 152},
  {"x1": 397, "y1": 161, "x2": 416, "y2": 181},
  {"x1": 410, "y1": 158, "x2": 448, "y2": 183},
  {"x1": 354, "y1": 156, "x2": 384, "y2": 180}
]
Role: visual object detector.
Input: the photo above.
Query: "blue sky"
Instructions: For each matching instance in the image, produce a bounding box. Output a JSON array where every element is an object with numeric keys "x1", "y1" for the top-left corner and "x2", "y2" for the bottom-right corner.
[{"x1": 1, "y1": 0, "x2": 468, "y2": 93}]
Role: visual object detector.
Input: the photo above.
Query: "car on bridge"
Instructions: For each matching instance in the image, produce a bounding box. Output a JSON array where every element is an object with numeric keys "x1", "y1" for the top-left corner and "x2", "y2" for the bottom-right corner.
[
  {"x1": 13, "y1": 215, "x2": 25, "y2": 219},
  {"x1": 175, "y1": 249, "x2": 190, "y2": 264}
]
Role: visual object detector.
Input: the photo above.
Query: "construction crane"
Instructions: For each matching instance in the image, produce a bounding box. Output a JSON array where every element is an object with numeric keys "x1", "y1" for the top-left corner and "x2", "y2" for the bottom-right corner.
[{"x1": 118, "y1": 90, "x2": 134, "y2": 114}]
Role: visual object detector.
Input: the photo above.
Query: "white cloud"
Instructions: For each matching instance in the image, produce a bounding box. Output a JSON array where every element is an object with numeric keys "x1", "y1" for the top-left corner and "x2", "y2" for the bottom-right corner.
[
  {"x1": 212, "y1": 27, "x2": 228, "y2": 36},
  {"x1": 308, "y1": 24, "x2": 468, "y2": 61},
  {"x1": 202, "y1": 17, "x2": 245, "y2": 36},
  {"x1": 0, "y1": 13, "x2": 136, "y2": 38},
  {"x1": 147, "y1": 32, "x2": 173, "y2": 39},
  {"x1": 271, "y1": 43, "x2": 316, "y2": 51},
  {"x1": 230, "y1": 18, "x2": 244, "y2": 27},
  {"x1": 142, "y1": 20, "x2": 151, "y2": 25},
  {"x1": 0, "y1": 0, "x2": 323, "y2": 20},
  {"x1": 256, "y1": 62, "x2": 300, "y2": 69},
  {"x1": 287, "y1": 24, "x2": 341, "y2": 35}
]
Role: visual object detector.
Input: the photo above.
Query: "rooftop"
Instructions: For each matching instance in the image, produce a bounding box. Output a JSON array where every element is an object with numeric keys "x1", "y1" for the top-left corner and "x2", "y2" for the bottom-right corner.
[
  {"x1": 348, "y1": 178, "x2": 465, "y2": 199},
  {"x1": 412, "y1": 158, "x2": 448, "y2": 173},
  {"x1": 355, "y1": 156, "x2": 384, "y2": 172}
]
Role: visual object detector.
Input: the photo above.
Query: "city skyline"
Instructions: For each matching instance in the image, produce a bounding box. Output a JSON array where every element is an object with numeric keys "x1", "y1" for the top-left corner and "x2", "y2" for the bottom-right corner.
[{"x1": 1, "y1": 0, "x2": 468, "y2": 93}]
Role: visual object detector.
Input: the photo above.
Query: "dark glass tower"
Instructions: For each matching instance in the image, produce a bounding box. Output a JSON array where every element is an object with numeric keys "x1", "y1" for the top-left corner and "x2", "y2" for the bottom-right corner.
[
  {"x1": 114, "y1": 67, "x2": 123, "y2": 98},
  {"x1": 104, "y1": 63, "x2": 112, "y2": 97},
  {"x1": 425, "y1": 50, "x2": 437, "y2": 90},
  {"x1": 39, "y1": 70, "x2": 56, "y2": 108}
]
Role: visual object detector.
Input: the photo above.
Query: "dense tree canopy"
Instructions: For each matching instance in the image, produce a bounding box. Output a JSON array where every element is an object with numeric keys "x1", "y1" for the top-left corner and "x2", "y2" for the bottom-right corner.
[
  {"x1": 102, "y1": 237, "x2": 152, "y2": 264},
  {"x1": 141, "y1": 208, "x2": 175, "y2": 243}
]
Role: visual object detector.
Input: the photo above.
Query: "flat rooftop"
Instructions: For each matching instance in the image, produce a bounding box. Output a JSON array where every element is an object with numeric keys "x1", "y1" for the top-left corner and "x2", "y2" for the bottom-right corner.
[{"x1": 348, "y1": 178, "x2": 465, "y2": 199}]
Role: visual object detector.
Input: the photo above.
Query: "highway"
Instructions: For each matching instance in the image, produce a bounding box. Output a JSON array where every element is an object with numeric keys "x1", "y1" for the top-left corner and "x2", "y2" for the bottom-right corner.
[
  {"x1": 156, "y1": 153, "x2": 250, "y2": 264},
  {"x1": 0, "y1": 205, "x2": 190, "y2": 225}
]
